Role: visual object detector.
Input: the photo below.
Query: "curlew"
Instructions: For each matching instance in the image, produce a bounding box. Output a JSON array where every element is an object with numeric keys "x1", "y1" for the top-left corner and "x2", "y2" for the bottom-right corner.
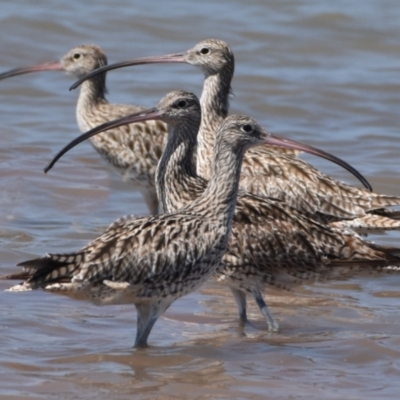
[
  {"x1": 2, "y1": 115, "x2": 301, "y2": 346},
  {"x1": 70, "y1": 39, "x2": 400, "y2": 230},
  {"x1": 44, "y1": 90, "x2": 400, "y2": 332},
  {"x1": 0, "y1": 44, "x2": 167, "y2": 214}
]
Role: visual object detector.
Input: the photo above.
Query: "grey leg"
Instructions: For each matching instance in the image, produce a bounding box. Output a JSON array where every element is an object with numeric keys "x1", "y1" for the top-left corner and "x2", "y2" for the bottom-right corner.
[
  {"x1": 251, "y1": 288, "x2": 279, "y2": 332},
  {"x1": 134, "y1": 303, "x2": 158, "y2": 347},
  {"x1": 134, "y1": 300, "x2": 171, "y2": 347},
  {"x1": 229, "y1": 287, "x2": 248, "y2": 325}
]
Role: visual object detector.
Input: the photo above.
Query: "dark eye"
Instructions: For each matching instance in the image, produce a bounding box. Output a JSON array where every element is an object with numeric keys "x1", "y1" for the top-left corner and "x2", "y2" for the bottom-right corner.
[
  {"x1": 177, "y1": 100, "x2": 187, "y2": 108},
  {"x1": 73, "y1": 53, "x2": 81, "y2": 60},
  {"x1": 200, "y1": 48, "x2": 210, "y2": 55},
  {"x1": 241, "y1": 124, "x2": 253, "y2": 133}
]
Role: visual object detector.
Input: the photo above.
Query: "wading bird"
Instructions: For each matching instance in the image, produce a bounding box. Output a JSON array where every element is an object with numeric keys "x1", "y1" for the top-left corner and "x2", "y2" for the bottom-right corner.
[
  {"x1": 70, "y1": 39, "x2": 400, "y2": 230},
  {"x1": 43, "y1": 91, "x2": 400, "y2": 332},
  {"x1": 0, "y1": 44, "x2": 168, "y2": 214},
  {"x1": 2, "y1": 114, "x2": 316, "y2": 345}
]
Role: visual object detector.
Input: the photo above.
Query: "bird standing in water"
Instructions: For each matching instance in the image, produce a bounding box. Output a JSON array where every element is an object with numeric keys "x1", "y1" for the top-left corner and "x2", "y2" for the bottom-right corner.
[
  {"x1": 0, "y1": 44, "x2": 168, "y2": 214},
  {"x1": 44, "y1": 90, "x2": 400, "y2": 332},
  {"x1": 70, "y1": 39, "x2": 400, "y2": 230},
  {"x1": 2, "y1": 114, "x2": 312, "y2": 346}
]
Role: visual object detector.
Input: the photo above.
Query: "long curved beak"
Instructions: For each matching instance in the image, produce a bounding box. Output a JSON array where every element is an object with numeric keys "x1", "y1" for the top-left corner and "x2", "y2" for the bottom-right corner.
[
  {"x1": 264, "y1": 133, "x2": 372, "y2": 191},
  {"x1": 69, "y1": 53, "x2": 187, "y2": 90},
  {"x1": 44, "y1": 107, "x2": 165, "y2": 173},
  {"x1": 45, "y1": 107, "x2": 372, "y2": 191},
  {"x1": 0, "y1": 61, "x2": 64, "y2": 81}
]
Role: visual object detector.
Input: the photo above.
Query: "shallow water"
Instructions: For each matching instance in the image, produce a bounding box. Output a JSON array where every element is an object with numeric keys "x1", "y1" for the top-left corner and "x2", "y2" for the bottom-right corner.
[{"x1": 1, "y1": 0, "x2": 400, "y2": 398}]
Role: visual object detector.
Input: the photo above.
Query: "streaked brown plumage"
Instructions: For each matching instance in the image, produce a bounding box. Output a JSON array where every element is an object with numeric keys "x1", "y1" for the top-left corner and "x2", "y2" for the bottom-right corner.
[
  {"x1": 0, "y1": 44, "x2": 167, "y2": 214},
  {"x1": 46, "y1": 90, "x2": 400, "y2": 332},
  {"x1": 70, "y1": 39, "x2": 400, "y2": 229},
  {"x1": 2, "y1": 115, "x2": 280, "y2": 347}
]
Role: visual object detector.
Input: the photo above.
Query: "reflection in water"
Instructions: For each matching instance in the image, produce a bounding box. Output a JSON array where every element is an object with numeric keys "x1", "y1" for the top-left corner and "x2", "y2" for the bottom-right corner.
[{"x1": 1, "y1": 0, "x2": 400, "y2": 398}]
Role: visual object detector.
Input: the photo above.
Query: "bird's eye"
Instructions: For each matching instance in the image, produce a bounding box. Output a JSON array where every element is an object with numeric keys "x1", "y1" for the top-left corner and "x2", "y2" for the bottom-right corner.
[
  {"x1": 177, "y1": 100, "x2": 187, "y2": 108},
  {"x1": 241, "y1": 124, "x2": 253, "y2": 133},
  {"x1": 200, "y1": 48, "x2": 210, "y2": 55},
  {"x1": 73, "y1": 53, "x2": 81, "y2": 60}
]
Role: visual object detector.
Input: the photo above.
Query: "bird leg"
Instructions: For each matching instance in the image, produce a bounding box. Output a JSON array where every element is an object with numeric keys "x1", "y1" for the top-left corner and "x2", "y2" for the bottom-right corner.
[
  {"x1": 251, "y1": 288, "x2": 279, "y2": 332},
  {"x1": 229, "y1": 287, "x2": 248, "y2": 325},
  {"x1": 134, "y1": 300, "x2": 171, "y2": 347}
]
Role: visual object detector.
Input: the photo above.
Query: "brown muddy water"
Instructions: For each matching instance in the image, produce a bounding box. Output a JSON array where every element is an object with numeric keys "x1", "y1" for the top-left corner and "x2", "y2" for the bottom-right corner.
[{"x1": 1, "y1": 1, "x2": 400, "y2": 399}]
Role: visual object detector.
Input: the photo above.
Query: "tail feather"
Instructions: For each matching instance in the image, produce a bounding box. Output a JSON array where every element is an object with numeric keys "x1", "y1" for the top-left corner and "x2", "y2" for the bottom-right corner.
[
  {"x1": 328, "y1": 258, "x2": 400, "y2": 268},
  {"x1": 369, "y1": 195, "x2": 400, "y2": 210},
  {"x1": 0, "y1": 271, "x2": 31, "y2": 280},
  {"x1": 375, "y1": 209, "x2": 400, "y2": 219},
  {"x1": 330, "y1": 214, "x2": 400, "y2": 231},
  {"x1": 367, "y1": 243, "x2": 400, "y2": 259},
  {"x1": 3, "y1": 252, "x2": 85, "y2": 287}
]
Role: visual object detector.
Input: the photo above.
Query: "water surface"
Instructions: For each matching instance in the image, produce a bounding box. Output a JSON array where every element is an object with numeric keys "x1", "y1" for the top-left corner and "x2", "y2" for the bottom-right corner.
[{"x1": 1, "y1": 1, "x2": 400, "y2": 398}]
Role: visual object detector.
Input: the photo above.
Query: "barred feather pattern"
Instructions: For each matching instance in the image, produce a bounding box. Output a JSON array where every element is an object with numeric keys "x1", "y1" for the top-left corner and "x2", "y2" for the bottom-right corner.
[
  {"x1": 153, "y1": 91, "x2": 400, "y2": 328},
  {"x1": 0, "y1": 44, "x2": 168, "y2": 214},
  {"x1": 5, "y1": 116, "x2": 257, "y2": 327},
  {"x1": 65, "y1": 45, "x2": 168, "y2": 214},
  {"x1": 7, "y1": 211, "x2": 228, "y2": 309},
  {"x1": 159, "y1": 128, "x2": 400, "y2": 288},
  {"x1": 191, "y1": 40, "x2": 400, "y2": 224}
]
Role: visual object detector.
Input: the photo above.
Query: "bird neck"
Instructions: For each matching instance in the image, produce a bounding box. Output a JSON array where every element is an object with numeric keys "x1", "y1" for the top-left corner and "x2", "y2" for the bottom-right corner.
[
  {"x1": 191, "y1": 136, "x2": 244, "y2": 234},
  {"x1": 156, "y1": 122, "x2": 198, "y2": 213},
  {"x1": 197, "y1": 72, "x2": 231, "y2": 179},
  {"x1": 76, "y1": 74, "x2": 108, "y2": 132}
]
